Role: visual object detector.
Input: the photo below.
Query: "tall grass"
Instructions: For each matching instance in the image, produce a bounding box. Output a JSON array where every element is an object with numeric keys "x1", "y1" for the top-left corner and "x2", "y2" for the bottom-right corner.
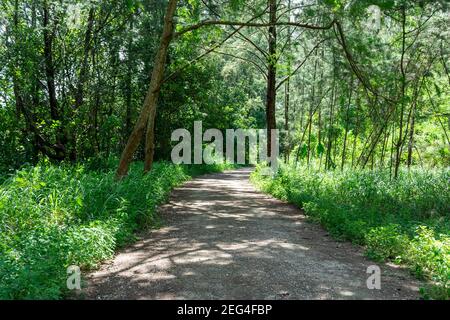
[
  {"x1": 251, "y1": 164, "x2": 450, "y2": 299},
  {"x1": 0, "y1": 160, "x2": 235, "y2": 299}
]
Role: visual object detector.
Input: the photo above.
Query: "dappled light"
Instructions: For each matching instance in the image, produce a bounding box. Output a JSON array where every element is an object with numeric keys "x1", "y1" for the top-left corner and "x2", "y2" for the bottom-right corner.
[
  {"x1": 1, "y1": 0, "x2": 448, "y2": 301},
  {"x1": 85, "y1": 169, "x2": 421, "y2": 300}
]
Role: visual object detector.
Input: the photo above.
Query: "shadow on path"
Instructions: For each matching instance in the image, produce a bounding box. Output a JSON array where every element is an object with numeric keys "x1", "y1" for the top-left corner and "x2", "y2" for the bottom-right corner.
[{"x1": 84, "y1": 168, "x2": 422, "y2": 300}]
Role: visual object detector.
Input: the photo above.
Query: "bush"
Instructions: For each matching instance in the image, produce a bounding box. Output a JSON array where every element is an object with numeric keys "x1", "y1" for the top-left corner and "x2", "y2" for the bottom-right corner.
[
  {"x1": 406, "y1": 227, "x2": 449, "y2": 297},
  {"x1": 366, "y1": 224, "x2": 409, "y2": 262},
  {"x1": 251, "y1": 163, "x2": 450, "y2": 299},
  {"x1": 0, "y1": 160, "x2": 235, "y2": 299}
]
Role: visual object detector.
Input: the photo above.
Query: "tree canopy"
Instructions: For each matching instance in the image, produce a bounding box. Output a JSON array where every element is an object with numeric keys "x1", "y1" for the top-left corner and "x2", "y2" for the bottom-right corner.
[{"x1": 0, "y1": 0, "x2": 448, "y2": 174}]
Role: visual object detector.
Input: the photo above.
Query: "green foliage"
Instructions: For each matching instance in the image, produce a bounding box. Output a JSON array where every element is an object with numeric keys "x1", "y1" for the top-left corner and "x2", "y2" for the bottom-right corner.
[
  {"x1": 366, "y1": 224, "x2": 409, "y2": 262},
  {"x1": 406, "y1": 227, "x2": 449, "y2": 296},
  {"x1": 1, "y1": 0, "x2": 449, "y2": 301},
  {"x1": 251, "y1": 164, "x2": 450, "y2": 299},
  {"x1": 0, "y1": 160, "x2": 236, "y2": 299}
]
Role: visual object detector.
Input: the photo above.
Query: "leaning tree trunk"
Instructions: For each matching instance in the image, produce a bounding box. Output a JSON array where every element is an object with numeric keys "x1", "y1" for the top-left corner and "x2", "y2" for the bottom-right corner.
[
  {"x1": 116, "y1": 0, "x2": 178, "y2": 179},
  {"x1": 144, "y1": 100, "x2": 157, "y2": 172}
]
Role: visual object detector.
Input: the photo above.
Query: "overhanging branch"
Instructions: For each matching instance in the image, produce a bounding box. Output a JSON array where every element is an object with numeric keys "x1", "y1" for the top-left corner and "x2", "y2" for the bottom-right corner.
[{"x1": 175, "y1": 19, "x2": 335, "y2": 38}]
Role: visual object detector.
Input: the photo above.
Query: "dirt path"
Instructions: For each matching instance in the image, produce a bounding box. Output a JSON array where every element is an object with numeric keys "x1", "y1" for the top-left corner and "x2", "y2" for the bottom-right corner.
[{"x1": 84, "y1": 168, "x2": 422, "y2": 300}]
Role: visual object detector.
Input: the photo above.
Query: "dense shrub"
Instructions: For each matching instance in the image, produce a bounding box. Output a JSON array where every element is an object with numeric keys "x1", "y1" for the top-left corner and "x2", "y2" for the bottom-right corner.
[
  {"x1": 251, "y1": 164, "x2": 450, "y2": 299},
  {"x1": 0, "y1": 160, "x2": 235, "y2": 299}
]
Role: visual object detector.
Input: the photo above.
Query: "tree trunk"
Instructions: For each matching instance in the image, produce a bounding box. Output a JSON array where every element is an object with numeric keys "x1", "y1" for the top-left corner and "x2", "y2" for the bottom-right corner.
[
  {"x1": 341, "y1": 78, "x2": 353, "y2": 170},
  {"x1": 389, "y1": 122, "x2": 396, "y2": 180},
  {"x1": 68, "y1": 7, "x2": 95, "y2": 161},
  {"x1": 43, "y1": 1, "x2": 59, "y2": 122},
  {"x1": 116, "y1": 0, "x2": 178, "y2": 179},
  {"x1": 350, "y1": 88, "x2": 360, "y2": 168},
  {"x1": 407, "y1": 110, "x2": 415, "y2": 167},
  {"x1": 380, "y1": 128, "x2": 388, "y2": 168},
  {"x1": 326, "y1": 53, "x2": 336, "y2": 170},
  {"x1": 123, "y1": 18, "x2": 134, "y2": 147},
  {"x1": 284, "y1": 0, "x2": 291, "y2": 164},
  {"x1": 307, "y1": 57, "x2": 318, "y2": 166},
  {"x1": 265, "y1": 0, "x2": 277, "y2": 157},
  {"x1": 317, "y1": 48, "x2": 325, "y2": 169},
  {"x1": 75, "y1": 7, "x2": 95, "y2": 109},
  {"x1": 144, "y1": 106, "x2": 157, "y2": 172},
  {"x1": 284, "y1": 78, "x2": 290, "y2": 163},
  {"x1": 43, "y1": 0, "x2": 66, "y2": 160},
  {"x1": 394, "y1": 5, "x2": 407, "y2": 179}
]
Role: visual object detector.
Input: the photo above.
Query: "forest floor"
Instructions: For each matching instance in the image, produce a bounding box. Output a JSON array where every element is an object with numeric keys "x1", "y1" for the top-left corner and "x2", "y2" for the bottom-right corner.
[{"x1": 82, "y1": 168, "x2": 423, "y2": 300}]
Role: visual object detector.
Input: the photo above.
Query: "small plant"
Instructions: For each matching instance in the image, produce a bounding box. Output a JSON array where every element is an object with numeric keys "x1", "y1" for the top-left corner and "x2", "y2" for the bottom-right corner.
[
  {"x1": 405, "y1": 227, "x2": 449, "y2": 298},
  {"x1": 366, "y1": 224, "x2": 408, "y2": 261}
]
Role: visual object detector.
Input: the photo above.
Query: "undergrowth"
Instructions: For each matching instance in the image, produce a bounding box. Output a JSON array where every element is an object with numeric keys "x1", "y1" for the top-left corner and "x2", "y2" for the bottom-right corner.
[
  {"x1": 251, "y1": 164, "x2": 450, "y2": 300},
  {"x1": 0, "y1": 159, "x2": 235, "y2": 299}
]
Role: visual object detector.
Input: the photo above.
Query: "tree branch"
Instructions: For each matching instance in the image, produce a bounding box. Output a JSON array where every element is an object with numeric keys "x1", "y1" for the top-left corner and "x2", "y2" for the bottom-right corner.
[
  {"x1": 276, "y1": 37, "x2": 329, "y2": 91},
  {"x1": 174, "y1": 19, "x2": 335, "y2": 38}
]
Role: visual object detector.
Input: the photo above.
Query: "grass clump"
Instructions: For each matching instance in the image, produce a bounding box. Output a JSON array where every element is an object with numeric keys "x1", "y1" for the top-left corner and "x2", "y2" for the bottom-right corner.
[
  {"x1": 0, "y1": 160, "x2": 235, "y2": 299},
  {"x1": 251, "y1": 164, "x2": 450, "y2": 299}
]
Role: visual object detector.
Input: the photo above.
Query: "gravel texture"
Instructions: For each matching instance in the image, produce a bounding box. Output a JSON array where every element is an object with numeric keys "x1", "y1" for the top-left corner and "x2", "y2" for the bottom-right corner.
[{"x1": 83, "y1": 168, "x2": 422, "y2": 300}]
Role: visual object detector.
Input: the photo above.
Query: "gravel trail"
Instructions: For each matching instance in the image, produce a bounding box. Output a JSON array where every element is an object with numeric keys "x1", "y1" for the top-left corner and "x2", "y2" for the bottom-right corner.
[{"x1": 84, "y1": 168, "x2": 422, "y2": 300}]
